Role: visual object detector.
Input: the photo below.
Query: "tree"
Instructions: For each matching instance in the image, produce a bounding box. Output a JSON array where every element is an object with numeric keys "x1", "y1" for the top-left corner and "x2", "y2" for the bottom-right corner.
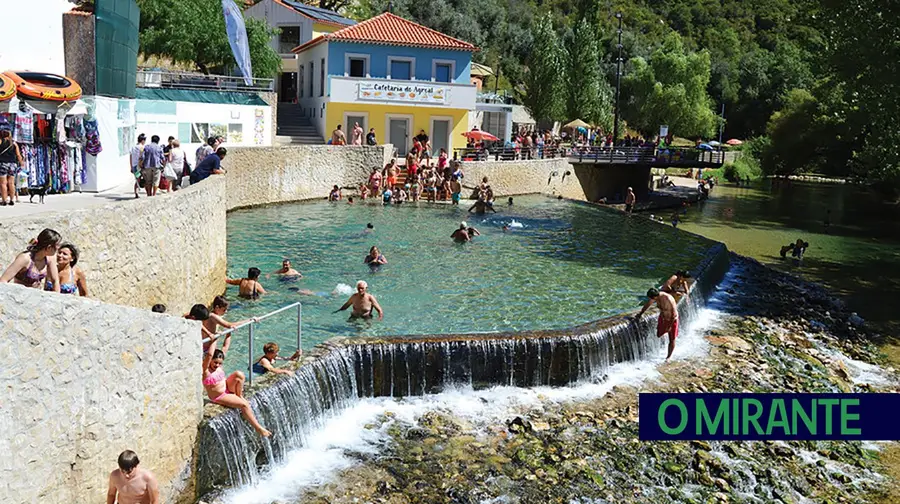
[
  {"x1": 567, "y1": 19, "x2": 612, "y2": 131},
  {"x1": 137, "y1": 0, "x2": 281, "y2": 78},
  {"x1": 521, "y1": 14, "x2": 566, "y2": 124},
  {"x1": 621, "y1": 32, "x2": 716, "y2": 139}
]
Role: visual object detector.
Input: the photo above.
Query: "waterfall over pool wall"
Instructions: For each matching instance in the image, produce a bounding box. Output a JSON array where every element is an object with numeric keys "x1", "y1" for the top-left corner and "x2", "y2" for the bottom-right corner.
[{"x1": 196, "y1": 243, "x2": 730, "y2": 498}]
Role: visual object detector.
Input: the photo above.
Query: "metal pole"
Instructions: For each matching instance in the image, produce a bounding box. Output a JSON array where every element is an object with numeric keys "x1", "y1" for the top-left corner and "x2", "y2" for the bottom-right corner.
[
  {"x1": 718, "y1": 102, "x2": 725, "y2": 144},
  {"x1": 612, "y1": 13, "x2": 623, "y2": 146},
  {"x1": 297, "y1": 303, "x2": 302, "y2": 354},
  {"x1": 248, "y1": 323, "x2": 255, "y2": 386}
]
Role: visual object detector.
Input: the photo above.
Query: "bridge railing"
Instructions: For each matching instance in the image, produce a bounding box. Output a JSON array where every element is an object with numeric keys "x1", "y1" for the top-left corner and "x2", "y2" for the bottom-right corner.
[
  {"x1": 567, "y1": 146, "x2": 725, "y2": 166},
  {"x1": 453, "y1": 145, "x2": 565, "y2": 162}
]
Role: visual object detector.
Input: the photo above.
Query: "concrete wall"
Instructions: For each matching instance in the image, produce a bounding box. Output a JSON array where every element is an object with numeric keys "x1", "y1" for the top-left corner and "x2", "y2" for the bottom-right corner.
[
  {"x1": 224, "y1": 145, "x2": 390, "y2": 209},
  {"x1": 571, "y1": 164, "x2": 653, "y2": 202},
  {"x1": 0, "y1": 282, "x2": 203, "y2": 504},
  {"x1": 458, "y1": 158, "x2": 586, "y2": 200},
  {"x1": 0, "y1": 177, "x2": 227, "y2": 315}
]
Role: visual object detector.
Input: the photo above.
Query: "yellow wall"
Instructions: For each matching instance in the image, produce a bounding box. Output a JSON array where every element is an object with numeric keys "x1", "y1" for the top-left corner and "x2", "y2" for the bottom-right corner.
[
  {"x1": 312, "y1": 22, "x2": 341, "y2": 38},
  {"x1": 325, "y1": 102, "x2": 470, "y2": 152}
]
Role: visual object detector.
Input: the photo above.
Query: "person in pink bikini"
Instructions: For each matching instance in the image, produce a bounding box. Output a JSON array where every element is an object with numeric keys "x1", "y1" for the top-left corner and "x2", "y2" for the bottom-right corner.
[{"x1": 202, "y1": 336, "x2": 271, "y2": 437}]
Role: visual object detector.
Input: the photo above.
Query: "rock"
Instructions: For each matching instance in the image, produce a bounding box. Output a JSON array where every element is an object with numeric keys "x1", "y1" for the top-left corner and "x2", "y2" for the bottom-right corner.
[
  {"x1": 507, "y1": 416, "x2": 531, "y2": 432},
  {"x1": 714, "y1": 478, "x2": 730, "y2": 491},
  {"x1": 832, "y1": 360, "x2": 851, "y2": 381},
  {"x1": 706, "y1": 335, "x2": 754, "y2": 352},
  {"x1": 664, "y1": 462, "x2": 684, "y2": 474},
  {"x1": 774, "y1": 445, "x2": 794, "y2": 458},
  {"x1": 574, "y1": 410, "x2": 596, "y2": 419},
  {"x1": 531, "y1": 421, "x2": 550, "y2": 432},
  {"x1": 692, "y1": 440, "x2": 712, "y2": 451}
]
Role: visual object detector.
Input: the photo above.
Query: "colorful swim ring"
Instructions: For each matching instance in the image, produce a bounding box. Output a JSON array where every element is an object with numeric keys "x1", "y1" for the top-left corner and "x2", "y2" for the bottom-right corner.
[
  {"x1": 0, "y1": 74, "x2": 14, "y2": 101},
  {"x1": 2, "y1": 71, "x2": 82, "y2": 102}
]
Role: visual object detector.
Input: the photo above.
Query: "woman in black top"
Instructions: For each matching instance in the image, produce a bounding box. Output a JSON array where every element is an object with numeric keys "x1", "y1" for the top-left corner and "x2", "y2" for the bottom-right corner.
[{"x1": 0, "y1": 129, "x2": 24, "y2": 206}]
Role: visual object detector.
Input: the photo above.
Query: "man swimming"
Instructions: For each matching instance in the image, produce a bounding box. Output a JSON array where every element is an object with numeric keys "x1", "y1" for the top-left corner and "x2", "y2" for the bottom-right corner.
[
  {"x1": 451, "y1": 222, "x2": 470, "y2": 243},
  {"x1": 661, "y1": 270, "x2": 691, "y2": 296},
  {"x1": 334, "y1": 280, "x2": 384, "y2": 320},
  {"x1": 635, "y1": 288, "x2": 679, "y2": 360},
  {"x1": 273, "y1": 259, "x2": 302, "y2": 278}
]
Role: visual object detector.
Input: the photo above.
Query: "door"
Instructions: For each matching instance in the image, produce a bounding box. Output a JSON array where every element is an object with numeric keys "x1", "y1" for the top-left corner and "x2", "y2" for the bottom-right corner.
[
  {"x1": 346, "y1": 115, "x2": 366, "y2": 143},
  {"x1": 279, "y1": 72, "x2": 298, "y2": 102},
  {"x1": 389, "y1": 118, "x2": 409, "y2": 156},
  {"x1": 431, "y1": 119, "x2": 451, "y2": 155}
]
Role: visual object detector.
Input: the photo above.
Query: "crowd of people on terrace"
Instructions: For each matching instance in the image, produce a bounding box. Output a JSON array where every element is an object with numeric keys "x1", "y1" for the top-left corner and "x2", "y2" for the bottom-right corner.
[{"x1": 128, "y1": 134, "x2": 227, "y2": 198}]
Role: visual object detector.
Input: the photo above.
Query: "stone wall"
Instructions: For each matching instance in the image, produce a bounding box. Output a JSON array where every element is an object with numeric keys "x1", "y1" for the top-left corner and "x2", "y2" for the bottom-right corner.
[
  {"x1": 224, "y1": 145, "x2": 390, "y2": 209},
  {"x1": 0, "y1": 176, "x2": 227, "y2": 315},
  {"x1": 0, "y1": 282, "x2": 202, "y2": 504},
  {"x1": 458, "y1": 158, "x2": 586, "y2": 200},
  {"x1": 258, "y1": 91, "x2": 278, "y2": 147}
]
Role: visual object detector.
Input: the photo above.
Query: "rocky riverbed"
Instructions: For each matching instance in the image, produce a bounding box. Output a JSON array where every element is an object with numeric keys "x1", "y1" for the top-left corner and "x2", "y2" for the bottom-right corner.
[{"x1": 216, "y1": 255, "x2": 899, "y2": 504}]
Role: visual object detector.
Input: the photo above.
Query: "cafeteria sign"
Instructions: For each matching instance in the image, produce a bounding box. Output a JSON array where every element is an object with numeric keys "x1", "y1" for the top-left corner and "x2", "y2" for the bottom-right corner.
[{"x1": 358, "y1": 81, "x2": 449, "y2": 104}]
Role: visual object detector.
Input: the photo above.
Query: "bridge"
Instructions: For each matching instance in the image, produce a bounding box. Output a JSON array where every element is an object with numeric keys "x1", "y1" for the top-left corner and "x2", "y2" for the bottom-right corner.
[{"x1": 567, "y1": 146, "x2": 724, "y2": 167}]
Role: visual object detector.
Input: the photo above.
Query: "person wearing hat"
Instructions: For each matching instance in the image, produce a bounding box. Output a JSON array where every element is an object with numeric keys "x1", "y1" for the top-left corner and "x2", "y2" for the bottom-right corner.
[
  {"x1": 334, "y1": 280, "x2": 383, "y2": 320},
  {"x1": 451, "y1": 222, "x2": 481, "y2": 243}
]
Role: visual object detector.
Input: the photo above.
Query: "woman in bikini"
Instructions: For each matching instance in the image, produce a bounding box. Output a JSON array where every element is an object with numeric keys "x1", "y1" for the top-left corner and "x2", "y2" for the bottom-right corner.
[
  {"x1": 44, "y1": 243, "x2": 89, "y2": 296},
  {"x1": 202, "y1": 338, "x2": 271, "y2": 437},
  {"x1": 203, "y1": 296, "x2": 257, "y2": 340},
  {"x1": 226, "y1": 267, "x2": 266, "y2": 299},
  {"x1": 1, "y1": 228, "x2": 61, "y2": 291}
]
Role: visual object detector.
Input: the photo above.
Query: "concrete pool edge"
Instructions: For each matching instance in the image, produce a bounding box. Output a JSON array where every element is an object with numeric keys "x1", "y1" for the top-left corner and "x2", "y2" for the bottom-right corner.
[{"x1": 193, "y1": 241, "x2": 730, "y2": 498}]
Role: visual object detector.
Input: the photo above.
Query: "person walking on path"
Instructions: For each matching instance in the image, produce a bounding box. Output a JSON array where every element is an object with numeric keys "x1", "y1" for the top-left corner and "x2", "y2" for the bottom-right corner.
[
  {"x1": 0, "y1": 128, "x2": 24, "y2": 206},
  {"x1": 106, "y1": 450, "x2": 159, "y2": 504},
  {"x1": 141, "y1": 135, "x2": 164, "y2": 196}
]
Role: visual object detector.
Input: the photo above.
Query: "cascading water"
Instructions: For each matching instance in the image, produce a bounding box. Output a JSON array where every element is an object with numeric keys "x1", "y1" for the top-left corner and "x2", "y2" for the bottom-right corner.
[{"x1": 197, "y1": 244, "x2": 730, "y2": 499}]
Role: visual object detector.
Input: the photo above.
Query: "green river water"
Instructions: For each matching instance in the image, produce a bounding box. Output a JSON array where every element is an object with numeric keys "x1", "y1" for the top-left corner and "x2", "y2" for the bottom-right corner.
[{"x1": 677, "y1": 179, "x2": 900, "y2": 332}]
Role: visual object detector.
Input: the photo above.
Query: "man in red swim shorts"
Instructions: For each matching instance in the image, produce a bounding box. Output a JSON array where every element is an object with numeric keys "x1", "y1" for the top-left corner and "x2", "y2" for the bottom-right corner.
[{"x1": 635, "y1": 287, "x2": 679, "y2": 360}]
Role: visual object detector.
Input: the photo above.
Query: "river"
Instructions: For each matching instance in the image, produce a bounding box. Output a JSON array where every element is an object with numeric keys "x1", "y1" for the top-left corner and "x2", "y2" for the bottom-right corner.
[{"x1": 676, "y1": 178, "x2": 900, "y2": 333}]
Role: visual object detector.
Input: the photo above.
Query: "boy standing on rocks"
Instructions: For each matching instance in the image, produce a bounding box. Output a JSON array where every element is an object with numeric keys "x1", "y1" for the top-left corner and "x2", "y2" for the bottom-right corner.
[{"x1": 635, "y1": 288, "x2": 679, "y2": 360}]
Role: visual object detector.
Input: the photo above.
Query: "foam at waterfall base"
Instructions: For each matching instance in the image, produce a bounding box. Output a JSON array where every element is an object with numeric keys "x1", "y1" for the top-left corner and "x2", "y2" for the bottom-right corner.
[{"x1": 218, "y1": 288, "x2": 730, "y2": 504}]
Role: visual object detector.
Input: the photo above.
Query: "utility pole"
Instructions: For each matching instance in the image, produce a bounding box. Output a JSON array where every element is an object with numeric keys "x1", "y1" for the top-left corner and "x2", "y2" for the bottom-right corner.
[
  {"x1": 612, "y1": 12, "x2": 623, "y2": 143},
  {"x1": 718, "y1": 102, "x2": 725, "y2": 144}
]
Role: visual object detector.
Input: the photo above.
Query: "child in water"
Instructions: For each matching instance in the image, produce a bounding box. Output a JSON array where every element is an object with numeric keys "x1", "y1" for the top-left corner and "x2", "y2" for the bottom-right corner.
[{"x1": 252, "y1": 342, "x2": 302, "y2": 375}]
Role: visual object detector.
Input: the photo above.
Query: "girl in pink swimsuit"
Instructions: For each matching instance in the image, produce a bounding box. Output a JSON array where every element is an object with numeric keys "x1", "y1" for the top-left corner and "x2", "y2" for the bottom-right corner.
[
  {"x1": 0, "y1": 228, "x2": 61, "y2": 291},
  {"x1": 202, "y1": 339, "x2": 271, "y2": 437}
]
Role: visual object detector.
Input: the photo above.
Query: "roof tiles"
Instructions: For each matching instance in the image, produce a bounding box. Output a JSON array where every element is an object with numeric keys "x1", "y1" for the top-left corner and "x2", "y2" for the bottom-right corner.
[{"x1": 292, "y1": 12, "x2": 476, "y2": 53}]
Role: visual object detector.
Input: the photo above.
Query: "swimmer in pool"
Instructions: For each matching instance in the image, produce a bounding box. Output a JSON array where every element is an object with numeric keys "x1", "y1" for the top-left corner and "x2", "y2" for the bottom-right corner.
[
  {"x1": 334, "y1": 280, "x2": 383, "y2": 320},
  {"x1": 272, "y1": 259, "x2": 302, "y2": 278},
  {"x1": 226, "y1": 267, "x2": 266, "y2": 299},
  {"x1": 365, "y1": 246, "x2": 387, "y2": 266}
]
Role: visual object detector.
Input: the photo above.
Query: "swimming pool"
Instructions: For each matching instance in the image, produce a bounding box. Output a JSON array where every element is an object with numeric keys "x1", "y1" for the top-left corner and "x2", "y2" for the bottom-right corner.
[{"x1": 223, "y1": 195, "x2": 713, "y2": 369}]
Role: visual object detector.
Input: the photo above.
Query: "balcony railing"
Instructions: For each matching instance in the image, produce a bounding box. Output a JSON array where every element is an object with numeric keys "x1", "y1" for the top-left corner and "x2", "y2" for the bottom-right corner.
[{"x1": 137, "y1": 69, "x2": 275, "y2": 93}]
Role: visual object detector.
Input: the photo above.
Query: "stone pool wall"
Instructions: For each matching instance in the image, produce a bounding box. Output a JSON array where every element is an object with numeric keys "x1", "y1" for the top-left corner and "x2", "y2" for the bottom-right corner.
[
  {"x1": 458, "y1": 158, "x2": 586, "y2": 200},
  {"x1": 0, "y1": 176, "x2": 227, "y2": 315},
  {"x1": 195, "y1": 243, "x2": 730, "y2": 497},
  {"x1": 224, "y1": 145, "x2": 392, "y2": 209},
  {"x1": 0, "y1": 282, "x2": 203, "y2": 504}
]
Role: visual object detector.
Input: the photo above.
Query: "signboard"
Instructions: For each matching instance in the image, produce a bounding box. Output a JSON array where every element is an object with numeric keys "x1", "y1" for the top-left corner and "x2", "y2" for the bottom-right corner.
[
  {"x1": 659, "y1": 125, "x2": 669, "y2": 138},
  {"x1": 358, "y1": 81, "x2": 449, "y2": 105}
]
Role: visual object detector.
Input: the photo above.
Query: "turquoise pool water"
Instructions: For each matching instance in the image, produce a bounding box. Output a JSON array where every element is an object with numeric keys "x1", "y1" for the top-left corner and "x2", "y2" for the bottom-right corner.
[{"x1": 222, "y1": 195, "x2": 713, "y2": 369}]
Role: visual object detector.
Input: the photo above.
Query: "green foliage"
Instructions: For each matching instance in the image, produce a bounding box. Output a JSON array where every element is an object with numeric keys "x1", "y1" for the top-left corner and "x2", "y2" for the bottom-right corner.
[
  {"x1": 137, "y1": 0, "x2": 281, "y2": 78},
  {"x1": 521, "y1": 14, "x2": 567, "y2": 124},
  {"x1": 566, "y1": 19, "x2": 612, "y2": 131},
  {"x1": 621, "y1": 32, "x2": 716, "y2": 139},
  {"x1": 723, "y1": 156, "x2": 762, "y2": 182}
]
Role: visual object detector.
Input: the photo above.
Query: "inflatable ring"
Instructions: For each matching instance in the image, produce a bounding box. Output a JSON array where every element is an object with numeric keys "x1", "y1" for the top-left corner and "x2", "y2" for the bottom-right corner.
[
  {"x1": 3, "y1": 71, "x2": 82, "y2": 102},
  {"x1": 0, "y1": 74, "x2": 14, "y2": 101}
]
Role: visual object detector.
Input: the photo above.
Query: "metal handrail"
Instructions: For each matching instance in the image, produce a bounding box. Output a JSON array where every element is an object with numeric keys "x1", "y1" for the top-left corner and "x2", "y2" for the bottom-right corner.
[
  {"x1": 567, "y1": 146, "x2": 725, "y2": 166},
  {"x1": 201, "y1": 302, "x2": 302, "y2": 385},
  {"x1": 137, "y1": 69, "x2": 275, "y2": 93}
]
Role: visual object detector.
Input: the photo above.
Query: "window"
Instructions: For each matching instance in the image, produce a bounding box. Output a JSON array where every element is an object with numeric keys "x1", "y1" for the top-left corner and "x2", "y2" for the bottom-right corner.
[
  {"x1": 299, "y1": 65, "x2": 304, "y2": 98},
  {"x1": 435, "y1": 63, "x2": 452, "y2": 83},
  {"x1": 349, "y1": 58, "x2": 366, "y2": 77},
  {"x1": 279, "y1": 26, "x2": 300, "y2": 53},
  {"x1": 389, "y1": 58, "x2": 414, "y2": 80},
  {"x1": 320, "y1": 58, "x2": 325, "y2": 97},
  {"x1": 309, "y1": 62, "x2": 314, "y2": 97}
]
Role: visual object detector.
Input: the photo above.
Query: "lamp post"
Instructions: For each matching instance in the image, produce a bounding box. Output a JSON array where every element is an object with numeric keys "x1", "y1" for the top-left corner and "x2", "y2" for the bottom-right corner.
[{"x1": 611, "y1": 12, "x2": 624, "y2": 144}]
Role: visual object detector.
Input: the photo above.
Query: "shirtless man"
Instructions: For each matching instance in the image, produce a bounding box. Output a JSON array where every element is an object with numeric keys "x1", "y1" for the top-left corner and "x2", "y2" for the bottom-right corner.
[
  {"x1": 624, "y1": 187, "x2": 636, "y2": 213},
  {"x1": 635, "y1": 288, "x2": 679, "y2": 360},
  {"x1": 661, "y1": 270, "x2": 691, "y2": 296},
  {"x1": 273, "y1": 259, "x2": 302, "y2": 278},
  {"x1": 451, "y1": 222, "x2": 470, "y2": 243},
  {"x1": 334, "y1": 280, "x2": 384, "y2": 320},
  {"x1": 107, "y1": 450, "x2": 159, "y2": 504}
]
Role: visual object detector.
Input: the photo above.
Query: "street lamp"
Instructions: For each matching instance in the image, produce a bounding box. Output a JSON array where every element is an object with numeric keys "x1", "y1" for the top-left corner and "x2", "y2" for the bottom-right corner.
[{"x1": 612, "y1": 12, "x2": 623, "y2": 144}]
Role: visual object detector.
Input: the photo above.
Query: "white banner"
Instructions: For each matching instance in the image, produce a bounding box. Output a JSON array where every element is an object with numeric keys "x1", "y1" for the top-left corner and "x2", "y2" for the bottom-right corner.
[{"x1": 358, "y1": 81, "x2": 449, "y2": 104}]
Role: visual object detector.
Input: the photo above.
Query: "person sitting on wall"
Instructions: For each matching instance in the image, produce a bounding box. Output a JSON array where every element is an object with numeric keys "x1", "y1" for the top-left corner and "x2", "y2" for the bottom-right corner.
[
  {"x1": 190, "y1": 147, "x2": 226, "y2": 185},
  {"x1": 252, "y1": 342, "x2": 302, "y2": 375},
  {"x1": 203, "y1": 296, "x2": 257, "y2": 347},
  {"x1": 106, "y1": 450, "x2": 159, "y2": 504},
  {"x1": 226, "y1": 267, "x2": 266, "y2": 299},
  {"x1": 203, "y1": 343, "x2": 271, "y2": 437},
  {"x1": 0, "y1": 228, "x2": 61, "y2": 292},
  {"x1": 661, "y1": 270, "x2": 691, "y2": 296},
  {"x1": 44, "y1": 243, "x2": 89, "y2": 296}
]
